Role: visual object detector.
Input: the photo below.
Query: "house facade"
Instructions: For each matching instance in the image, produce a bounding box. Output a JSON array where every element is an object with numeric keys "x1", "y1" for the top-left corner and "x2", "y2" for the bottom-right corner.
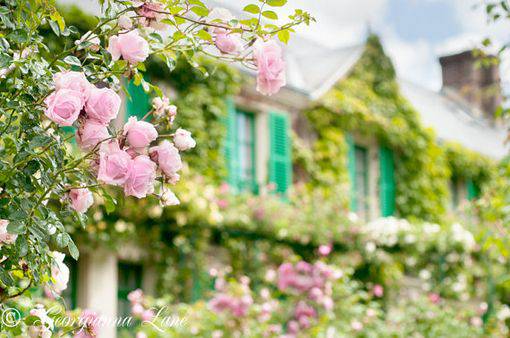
[{"x1": 56, "y1": 6, "x2": 508, "y2": 338}]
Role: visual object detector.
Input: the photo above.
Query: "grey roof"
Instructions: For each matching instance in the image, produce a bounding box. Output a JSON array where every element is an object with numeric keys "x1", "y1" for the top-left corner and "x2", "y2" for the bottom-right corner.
[
  {"x1": 284, "y1": 39, "x2": 364, "y2": 99},
  {"x1": 399, "y1": 80, "x2": 509, "y2": 159}
]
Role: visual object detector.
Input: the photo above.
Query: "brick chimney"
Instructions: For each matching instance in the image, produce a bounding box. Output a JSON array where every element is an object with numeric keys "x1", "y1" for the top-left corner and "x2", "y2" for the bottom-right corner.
[{"x1": 439, "y1": 50, "x2": 502, "y2": 119}]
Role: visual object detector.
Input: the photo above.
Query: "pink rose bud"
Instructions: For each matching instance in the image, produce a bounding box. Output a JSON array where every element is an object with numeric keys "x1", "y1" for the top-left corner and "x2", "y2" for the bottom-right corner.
[
  {"x1": 149, "y1": 140, "x2": 182, "y2": 178},
  {"x1": 253, "y1": 39, "x2": 286, "y2": 96},
  {"x1": 215, "y1": 31, "x2": 243, "y2": 54},
  {"x1": 108, "y1": 29, "x2": 149, "y2": 65},
  {"x1": 161, "y1": 189, "x2": 180, "y2": 206},
  {"x1": 318, "y1": 244, "x2": 332, "y2": 256},
  {"x1": 69, "y1": 188, "x2": 94, "y2": 213},
  {"x1": 123, "y1": 155, "x2": 157, "y2": 198},
  {"x1": 123, "y1": 117, "x2": 158, "y2": 149},
  {"x1": 173, "y1": 128, "x2": 196, "y2": 151},
  {"x1": 97, "y1": 140, "x2": 132, "y2": 185},
  {"x1": 136, "y1": 332, "x2": 147, "y2": 338},
  {"x1": 76, "y1": 119, "x2": 110, "y2": 151},
  {"x1": 44, "y1": 89, "x2": 84, "y2": 126},
  {"x1": 0, "y1": 219, "x2": 17, "y2": 245},
  {"x1": 53, "y1": 71, "x2": 92, "y2": 101},
  {"x1": 118, "y1": 14, "x2": 133, "y2": 30},
  {"x1": 85, "y1": 87, "x2": 121, "y2": 125}
]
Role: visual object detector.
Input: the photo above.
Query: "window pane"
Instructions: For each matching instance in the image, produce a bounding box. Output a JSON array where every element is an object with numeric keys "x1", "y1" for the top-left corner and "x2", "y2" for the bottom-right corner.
[
  {"x1": 355, "y1": 146, "x2": 369, "y2": 221},
  {"x1": 236, "y1": 111, "x2": 256, "y2": 193}
]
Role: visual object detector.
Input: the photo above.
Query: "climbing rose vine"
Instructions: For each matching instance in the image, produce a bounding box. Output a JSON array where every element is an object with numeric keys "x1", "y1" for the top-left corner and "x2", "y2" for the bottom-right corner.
[{"x1": 0, "y1": 0, "x2": 312, "y2": 324}]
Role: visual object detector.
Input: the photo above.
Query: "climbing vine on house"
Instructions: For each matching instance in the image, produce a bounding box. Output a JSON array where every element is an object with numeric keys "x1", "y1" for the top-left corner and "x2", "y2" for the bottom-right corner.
[{"x1": 303, "y1": 35, "x2": 494, "y2": 223}]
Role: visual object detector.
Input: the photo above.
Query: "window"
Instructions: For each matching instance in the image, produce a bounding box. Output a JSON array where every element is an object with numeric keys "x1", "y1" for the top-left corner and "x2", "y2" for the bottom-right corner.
[
  {"x1": 61, "y1": 258, "x2": 78, "y2": 309},
  {"x1": 117, "y1": 262, "x2": 143, "y2": 318},
  {"x1": 354, "y1": 146, "x2": 369, "y2": 220},
  {"x1": 225, "y1": 102, "x2": 257, "y2": 194},
  {"x1": 450, "y1": 178, "x2": 460, "y2": 209}
]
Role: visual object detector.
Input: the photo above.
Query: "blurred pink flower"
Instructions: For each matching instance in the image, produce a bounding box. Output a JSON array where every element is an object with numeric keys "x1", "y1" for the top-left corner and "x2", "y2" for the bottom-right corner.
[{"x1": 373, "y1": 284, "x2": 384, "y2": 298}]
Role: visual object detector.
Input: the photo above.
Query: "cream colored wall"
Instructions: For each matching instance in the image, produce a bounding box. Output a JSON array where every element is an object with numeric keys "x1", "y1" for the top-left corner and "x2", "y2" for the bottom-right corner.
[{"x1": 77, "y1": 249, "x2": 118, "y2": 338}]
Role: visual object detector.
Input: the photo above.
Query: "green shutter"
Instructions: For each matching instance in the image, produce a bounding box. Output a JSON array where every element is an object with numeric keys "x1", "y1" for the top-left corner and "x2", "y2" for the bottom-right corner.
[
  {"x1": 379, "y1": 146, "x2": 396, "y2": 216},
  {"x1": 467, "y1": 179, "x2": 479, "y2": 200},
  {"x1": 125, "y1": 79, "x2": 151, "y2": 121},
  {"x1": 347, "y1": 135, "x2": 357, "y2": 211},
  {"x1": 61, "y1": 258, "x2": 78, "y2": 309},
  {"x1": 268, "y1": 111, "x2": 292, "y2": 195},
  {"x1": 224, "y1": 99, "x2": 240, "y2": 191}
]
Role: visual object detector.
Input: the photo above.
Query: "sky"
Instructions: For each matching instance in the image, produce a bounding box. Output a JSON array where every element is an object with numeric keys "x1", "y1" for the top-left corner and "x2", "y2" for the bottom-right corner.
[{"x1": 214, "y1": 0, "x2": 510, "y2": 92}]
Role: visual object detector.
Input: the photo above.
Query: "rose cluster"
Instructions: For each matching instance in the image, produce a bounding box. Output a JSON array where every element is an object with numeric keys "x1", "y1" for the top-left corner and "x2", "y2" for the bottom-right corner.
[
  {"x1": 277, "y1": 261, "x2": 339, "y2": 335},
  {"x1": 44, "y1": 70, "x2": 195, "y2": 214},
  {"x1": 209, "y1": 276, "x2": 254, "y2": 317},
  {"x1": 127, "y1": 289, "x2": 155, "y2": 321},
  {"x1": 206, "y1": 8, "x2": 286, "y2": 96}
]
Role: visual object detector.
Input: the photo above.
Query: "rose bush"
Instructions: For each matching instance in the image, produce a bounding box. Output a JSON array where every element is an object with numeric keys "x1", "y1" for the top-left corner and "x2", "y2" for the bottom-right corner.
[{"x1": 0, "y1": 0, "x2": 312, "y2": 334}]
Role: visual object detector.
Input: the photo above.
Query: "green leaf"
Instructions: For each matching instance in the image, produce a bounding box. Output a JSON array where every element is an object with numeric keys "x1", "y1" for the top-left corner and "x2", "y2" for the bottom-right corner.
[
  {"x1": 262, "y1": 11, "x2": 278, "y2": 20},
  {"x1": 68, "y1": 240, "x2": 79, "y2": 260},
  {"x1": 190, "y1": 6, "x2": 209, "y2": 17},
  {"x1": 0, "y1": 267, "x2": 14, "y2": 287},
  {"x1": 196, "y1": 29, "x2": 212, "y2": 42},
  {"x1": 243, "y1": 4, "x2": 260, "y2": 14},
  {"x1": 267, "y1": 0, "x2": 287, "y2": 6},
  {"x1": 63, "y1": 55, "x2": 81, "y2": 66},
  {"x1": 103, "y1": 193, "x2": 117, "y2": 214},
  {"x1": 277, "y1": 29, "x2": 290, "y2": 44},
  {"x1": 7, "y1": 220, "x2": 25, "y2": 234}
]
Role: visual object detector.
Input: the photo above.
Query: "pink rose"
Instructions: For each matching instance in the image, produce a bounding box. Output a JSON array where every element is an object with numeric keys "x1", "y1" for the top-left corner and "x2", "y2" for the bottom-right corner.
[
  {"x1": 76, "y1": 120, "x2": 110, "y2": 151},
  {"x1": 53, "y1": 71, "x2": 92, "y2": 101},
  {"x1": 97, "y1": 140, "x2": 132, "y2": 185},
  {"x1": 173, "y1": 128, "x2": 196, "y2": 151},
  {"x1": 131, "y1": 303, "x2": 145, "y2": 316},
  {"x1": 44, "y1": 89, "x2": 83, "y2": 126},
  {"x1": 128, "y1": 289, "x2": 144, "y2": 304},
  {"x1": 75, "y1": 309, "x2": 100, "y2": 338},
  {"x1": 373, "y1": 284, "x2": 384, "y2": 297},
  {"x1": 51, "y1": 251, "x2": 69, "y2": 294},
  {"x1": 0, "y1": 220, "x2": 17, "y2": 245},
  {"x1": 149, "y1": 140, "x2": 182, "y2": 178},
  {"x1": 136, "y1": 2, "x2": 165, "y2": 29},
  {"x1": 85, "y1": 87, "x2": 121, "y2": 125},
  {"x1": 69, "y1": 188, "x2": 94, "y2": 213},
  {"x1": 123, "y1": 155, "x2": 157, "y2": 198},
  {"x1": 108, "y1": 29, "x2": 149, "y2": 65},
  {"x1": 215, "y1": 31, "x2": 243, "y2": 54},
  {"x1": 141, "y1": 309, "x2": 155, "y2": 321},
  {"x1": 253, "y1": 39, "x2": 286, "y2": 96},
  {"x1": 318, "y1": 244, "x2": 332, "y2": 256},
  {"x1": 123, "y1": 117, "x2": 158, "y2": 149}
]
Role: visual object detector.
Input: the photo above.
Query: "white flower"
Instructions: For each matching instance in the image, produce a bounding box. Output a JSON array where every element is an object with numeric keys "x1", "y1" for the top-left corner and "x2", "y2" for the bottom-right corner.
[
  {"x1": 119, "y1": 14, "x2": 133, "y2": 29},
  {"x1": 161, "y1": 189, "x2": 180, "y2": 206},
  {"x1": 497, "y1": 305, "x2": 510, "y2": 321},
  {"x1": 173, "y1": 128, "x2": 196, "y2": 151},
  {"x1": 50, "y1": 251, "x2": 69, "y2": 294}
]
